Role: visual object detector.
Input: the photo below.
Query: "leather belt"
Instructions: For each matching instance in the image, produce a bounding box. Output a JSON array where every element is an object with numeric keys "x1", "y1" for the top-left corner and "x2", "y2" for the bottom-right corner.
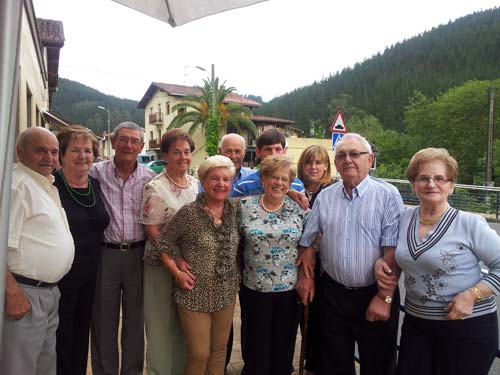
[
  {"x1": 101, "y1": 240, "x2": 146, "y2": 251},
  {"x1": 13, "y1": 274, "x2": 57, "y2": 288}
]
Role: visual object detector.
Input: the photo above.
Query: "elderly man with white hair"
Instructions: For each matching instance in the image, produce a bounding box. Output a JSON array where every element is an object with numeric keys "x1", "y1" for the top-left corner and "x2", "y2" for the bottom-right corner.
[
  {"x1": 219, "y1": 133, "x2": 253, "y2": 197},
  {"x1": 1, "y1": 127, "x2": 74, "y2": 375},
  {"x1": 297, "y1": 133, "x2": 404, "y2": 375}
]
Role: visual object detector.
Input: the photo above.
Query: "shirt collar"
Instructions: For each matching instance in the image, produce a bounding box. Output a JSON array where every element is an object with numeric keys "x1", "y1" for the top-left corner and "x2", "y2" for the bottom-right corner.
[
  {"x1": 342, "y1": 175, "x2": 371, "y2": 198},
  {"x1": 18, "y1": 162, "x2": 55, "y2": 189},
  {"x1": 111, "y1": 157, "x2": 138, "y2": 179}
]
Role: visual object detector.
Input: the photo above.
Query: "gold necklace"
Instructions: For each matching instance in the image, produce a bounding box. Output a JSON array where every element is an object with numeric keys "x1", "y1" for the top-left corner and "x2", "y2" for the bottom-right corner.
[
  {"x1": 205, "y1": 206, "x2": 223, "y2": 225},
  {"x1": 260, "y1": 195, "x2": 285, "y2": 213},
  {"x1": 164, "y1": 170, "x2": 188, "y2": 189},
  {"x1": 419, "y1": 210, "x2": 446, "y2": 225}
]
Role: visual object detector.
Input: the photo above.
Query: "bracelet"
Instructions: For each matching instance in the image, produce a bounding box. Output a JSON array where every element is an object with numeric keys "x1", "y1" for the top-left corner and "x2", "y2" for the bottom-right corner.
[
  {"x1": 175, "y1": 270, "x2": 182, "y2": 283},
  {"x1": 471, "y1": 286, "x2": 483, "y2": 302}
]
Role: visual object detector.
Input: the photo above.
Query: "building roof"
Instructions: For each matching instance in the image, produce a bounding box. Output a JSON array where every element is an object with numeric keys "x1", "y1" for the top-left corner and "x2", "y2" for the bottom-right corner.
[
  {"x1": 36, "y1": 18, "x2": 65, "y2": 47},
  {"x1": 137, "y1": 82, "x2": 262, "y2": 109},
  {"x1": 250, "y1": 115, "x2": 294, "y2": 125}
]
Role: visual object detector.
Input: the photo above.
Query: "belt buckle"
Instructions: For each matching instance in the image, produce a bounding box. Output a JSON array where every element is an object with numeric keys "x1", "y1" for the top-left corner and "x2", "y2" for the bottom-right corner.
[
  {"x1": 120, "y1": 242, "x2": 131, "y2": 252},
  {"x1": 36, "y1": 280, "x2": 43, "y2": 287},
  {"x1": 344, "y1": 286, "x2": 358, "y2": 290}
]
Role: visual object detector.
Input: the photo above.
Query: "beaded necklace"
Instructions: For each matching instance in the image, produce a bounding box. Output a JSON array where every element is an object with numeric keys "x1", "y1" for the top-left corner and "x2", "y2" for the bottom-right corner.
[
  {"x1": 260, "y1": 195, "x2": 285, "y2": 213},
  {"x1": 58, "y1": 169, "x2": 96, "y2": 208}
]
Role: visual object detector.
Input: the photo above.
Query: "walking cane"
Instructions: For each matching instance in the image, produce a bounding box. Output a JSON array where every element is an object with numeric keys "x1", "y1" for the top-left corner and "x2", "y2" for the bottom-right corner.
[{"x1": 299, "y1": 303, "x2": 309, "y2": 375}]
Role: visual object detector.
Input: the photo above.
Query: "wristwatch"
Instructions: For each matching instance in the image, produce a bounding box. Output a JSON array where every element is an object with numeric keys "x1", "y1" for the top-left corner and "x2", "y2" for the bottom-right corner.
[{"x1": 379, "y1": 295, "x2": 392, "y2": 304}]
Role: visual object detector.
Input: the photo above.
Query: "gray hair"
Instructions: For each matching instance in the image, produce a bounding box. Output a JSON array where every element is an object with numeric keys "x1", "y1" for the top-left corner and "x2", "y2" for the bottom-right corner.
[
  {"x1": 334, "y1": 133, "x2": 372, "y2": 154},
  {"x1": 16, "y1": 127, "x2": 55, "y2": 153},
  {"x1": 220, "y1": 133, "x2": 246, "y2": 149},
  {"x1": 198, "y1": 155, "x2": 236, "y2": 181},
  {"x1": 112, "y1": 122, "x2": 144, "y2": 142}
]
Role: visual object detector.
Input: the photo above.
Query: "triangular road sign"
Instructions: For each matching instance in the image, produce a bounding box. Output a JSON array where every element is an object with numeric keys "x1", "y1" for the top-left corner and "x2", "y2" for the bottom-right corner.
[{"x1": 330, "y1": 111, "x2": 348, "y2": 133}]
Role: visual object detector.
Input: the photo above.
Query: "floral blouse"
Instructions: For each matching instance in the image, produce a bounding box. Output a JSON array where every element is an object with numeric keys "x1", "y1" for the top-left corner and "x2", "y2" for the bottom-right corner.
[
  {"x1": 238, "y1": 195, "x2": 308, "y2": 293},
  {"x1": 155, "y1": 193, "x2": 240, "y2": 312},
  {"x1": 140, "y1": 172, "x2": 199, "y2": 266}
]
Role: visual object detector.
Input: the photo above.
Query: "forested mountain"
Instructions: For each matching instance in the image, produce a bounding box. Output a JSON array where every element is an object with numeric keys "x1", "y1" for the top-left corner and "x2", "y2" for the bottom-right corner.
[
  {"x1": 257, "y1": 7, "x2": 500, "y2": 133},
  {"x1": 51, "y1": 78, "x2": 144, "y2": 135}
]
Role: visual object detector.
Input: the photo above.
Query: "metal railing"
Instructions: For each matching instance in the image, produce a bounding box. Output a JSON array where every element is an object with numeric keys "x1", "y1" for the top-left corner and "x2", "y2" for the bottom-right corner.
[{"x1": 382, "y1": 178, "x2": 500, "y2": 221}]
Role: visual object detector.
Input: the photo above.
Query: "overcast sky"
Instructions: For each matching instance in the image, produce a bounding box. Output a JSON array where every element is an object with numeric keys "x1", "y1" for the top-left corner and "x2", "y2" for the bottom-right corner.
[{"x1": 34, "y1": 0, "x2": 499, "y2": 102}]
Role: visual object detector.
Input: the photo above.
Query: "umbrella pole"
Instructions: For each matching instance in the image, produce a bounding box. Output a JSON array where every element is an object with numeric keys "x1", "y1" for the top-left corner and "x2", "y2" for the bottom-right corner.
[{"x1": 299, "y1": 303, "x2": 309, "y2": 375}]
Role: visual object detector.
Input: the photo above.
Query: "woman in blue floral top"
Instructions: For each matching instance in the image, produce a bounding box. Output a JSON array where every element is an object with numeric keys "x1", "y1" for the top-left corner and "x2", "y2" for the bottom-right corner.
[{"x1": 238, "y1": 154, "x2": 308, "y2": 375}]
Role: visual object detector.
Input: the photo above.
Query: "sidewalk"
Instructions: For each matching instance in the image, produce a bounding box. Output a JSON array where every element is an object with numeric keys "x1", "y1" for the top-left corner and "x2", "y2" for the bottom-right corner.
[{"x1": 86, "y1": 296, "x2": 305, "y2": 375}]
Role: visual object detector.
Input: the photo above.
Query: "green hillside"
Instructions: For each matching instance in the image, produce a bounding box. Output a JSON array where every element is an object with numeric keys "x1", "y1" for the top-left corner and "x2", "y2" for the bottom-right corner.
[
  {"x1": 51, "y1": 78, "x2": 144, "y2": 135},
  {"x1": 257, "y1": 7, "x2": 500, "y2": 133}
]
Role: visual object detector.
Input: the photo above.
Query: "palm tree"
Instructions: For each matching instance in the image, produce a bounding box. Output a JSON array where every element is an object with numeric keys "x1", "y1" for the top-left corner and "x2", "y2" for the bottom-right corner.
[{"x1": 168, "y1": 78, "x2": 258, "y2": 155}]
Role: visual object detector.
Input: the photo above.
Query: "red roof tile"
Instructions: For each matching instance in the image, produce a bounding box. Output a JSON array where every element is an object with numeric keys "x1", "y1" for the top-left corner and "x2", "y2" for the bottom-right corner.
[
  {"x1": 250, "y1": 115, "x2": 294, "y2": 124},
  {"x1": 138, "y1": 82, "x2": 262, "y2": 109}
]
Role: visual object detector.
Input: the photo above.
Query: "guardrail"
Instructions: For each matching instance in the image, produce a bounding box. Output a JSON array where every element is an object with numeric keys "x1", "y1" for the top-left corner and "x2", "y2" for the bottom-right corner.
[{"x1": 381, "y1": 178, "x2": 500, "y2": 221}]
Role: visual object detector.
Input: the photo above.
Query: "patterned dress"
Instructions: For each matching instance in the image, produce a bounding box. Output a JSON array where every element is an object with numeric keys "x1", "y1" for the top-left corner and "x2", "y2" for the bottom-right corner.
[{"x1": 140, "y1": 172, "x2": 199, "y2": 375}]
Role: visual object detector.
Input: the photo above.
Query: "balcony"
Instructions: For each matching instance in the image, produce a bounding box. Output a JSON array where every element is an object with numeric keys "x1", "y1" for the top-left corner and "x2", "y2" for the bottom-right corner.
[
  {"x1": 149, "y1": 138, "x2": 160, "y2": 149},
  {"x1": 149, "y1": 112, "x2": 163, "y2": 125}
]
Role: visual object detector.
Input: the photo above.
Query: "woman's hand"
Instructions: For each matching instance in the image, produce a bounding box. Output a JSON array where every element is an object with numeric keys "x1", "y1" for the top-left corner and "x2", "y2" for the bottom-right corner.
[
  {"x1": 374, "y1": 258, "x2": 398, "y2": 289},
  {"x1": 175, "y1": 258, "x2": 196, "y2": 281},
  {"x1": 444, "y1": 289, "x2": 476, "y2": 320},
  {"x1": 175, "y1": 269, "x2": 196, "y2": 291}
]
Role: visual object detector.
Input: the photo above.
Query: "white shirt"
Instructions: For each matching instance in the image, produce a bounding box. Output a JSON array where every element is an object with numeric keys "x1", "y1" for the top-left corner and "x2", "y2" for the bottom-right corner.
[{"x1": 8, "y1": 163, "x2": 74, "y2": 283}]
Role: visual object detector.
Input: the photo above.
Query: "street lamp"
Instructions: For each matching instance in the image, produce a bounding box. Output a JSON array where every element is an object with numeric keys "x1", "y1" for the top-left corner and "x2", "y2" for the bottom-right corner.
[{"x1": 97, "y1": 106, "x2": 111, "y2": 157}]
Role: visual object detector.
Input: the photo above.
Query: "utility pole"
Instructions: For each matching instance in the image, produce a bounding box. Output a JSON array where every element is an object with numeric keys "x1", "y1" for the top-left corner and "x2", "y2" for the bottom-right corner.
[{"x1": 486, "y1": 87, "x2": 495, "y2": 186}]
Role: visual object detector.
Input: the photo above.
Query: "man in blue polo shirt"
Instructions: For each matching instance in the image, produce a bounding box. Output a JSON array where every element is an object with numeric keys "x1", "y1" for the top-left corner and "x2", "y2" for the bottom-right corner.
[
  {"x1": 219, "y1": 133, "x2": 253, "y2": 197},
  {"x1": 233, "y1": 128, "x2": 305, "y2": 197}
]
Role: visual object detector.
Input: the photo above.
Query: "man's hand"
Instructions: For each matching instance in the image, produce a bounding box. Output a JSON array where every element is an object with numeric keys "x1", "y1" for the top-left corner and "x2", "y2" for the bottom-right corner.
[
  {"x1": 5, "y1": 272, "x2": 31, "y2": 320},
  {"x1": 287, "y1": 190, "x2": 309, "y2": 210},
  {"x1": 296, "y1": 247, "x2": 315, "y2": 279},
  {"x1": 296, "y1": 275, "x2": 315, "y2": 305},
  {"x1": 365, "y1": 295, "x2": 391, "y2": 322}
]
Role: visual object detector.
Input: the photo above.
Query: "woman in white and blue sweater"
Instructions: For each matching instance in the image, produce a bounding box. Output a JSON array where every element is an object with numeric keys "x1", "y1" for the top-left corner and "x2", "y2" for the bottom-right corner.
[{"x1": 376, "y1": 148, "x2": 500, "y2": 375}]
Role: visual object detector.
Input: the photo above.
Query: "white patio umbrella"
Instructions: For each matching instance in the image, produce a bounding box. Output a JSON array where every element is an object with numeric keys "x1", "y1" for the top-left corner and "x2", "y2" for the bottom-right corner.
[
  {"x1": 112, "y1": 0, "x2": 267, "y2": 26},
  {"x1": 0, "y1": 0, "x2": 267, "y2": 343}
]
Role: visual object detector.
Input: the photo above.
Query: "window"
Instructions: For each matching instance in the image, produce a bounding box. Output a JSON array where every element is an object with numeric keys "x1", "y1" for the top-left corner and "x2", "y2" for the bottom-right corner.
[
  {"x1": 26, "y1": 85, "x2": 32, "y2": 127},
  {"x1": 166, "y1": 101, "x2": 170, "y2": 115}
]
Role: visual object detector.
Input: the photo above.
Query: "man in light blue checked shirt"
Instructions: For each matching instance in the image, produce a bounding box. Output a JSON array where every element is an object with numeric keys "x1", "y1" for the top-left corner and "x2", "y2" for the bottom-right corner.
[{"x1": 297, "y1": 133, "x2": 404, "y2": 375}]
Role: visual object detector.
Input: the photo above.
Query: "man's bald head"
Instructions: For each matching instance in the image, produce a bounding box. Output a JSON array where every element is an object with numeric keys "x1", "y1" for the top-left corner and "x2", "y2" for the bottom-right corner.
[
  {"x1": 17, "y1": 127, "x2": 59, "y2": 177},
  {"x1": 219, "y1": 133, "x2": 246, "y2": 171}
]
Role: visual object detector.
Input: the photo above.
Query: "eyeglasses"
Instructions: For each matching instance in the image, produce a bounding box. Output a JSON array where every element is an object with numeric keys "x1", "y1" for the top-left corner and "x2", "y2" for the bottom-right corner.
[
  {"x1": 270, "y1": 175, "x2": 290, "y2": 184},
  {"x1": 117, "y1": 136, "x2": 143, "y2": 146},
  {"x1": 334, "y1": 151, "x2": 369, "y2": 161},
  {"x1": 415, "y1": 176, "x2": 450, "y2": 186}
]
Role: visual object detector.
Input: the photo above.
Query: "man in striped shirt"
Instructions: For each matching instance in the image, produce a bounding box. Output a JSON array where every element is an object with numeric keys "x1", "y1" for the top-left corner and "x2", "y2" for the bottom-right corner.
[
  {"x1": 297, "y1": 133, "x2": 404, "y2": 375},
  {"x1": 90, "y1": 122, "x2": 156, "y2": 375}
]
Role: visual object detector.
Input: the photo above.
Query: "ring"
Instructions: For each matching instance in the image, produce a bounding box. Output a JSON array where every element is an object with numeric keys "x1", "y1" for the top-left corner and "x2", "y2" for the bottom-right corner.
[{"x1": 460, "y1": 315, "x2": 465, "y2": 320}]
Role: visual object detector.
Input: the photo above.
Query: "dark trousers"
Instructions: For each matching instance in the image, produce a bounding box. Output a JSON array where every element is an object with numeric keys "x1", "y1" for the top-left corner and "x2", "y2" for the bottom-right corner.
[
  {"x1": 56, "y1": 271, "x2": 97, "y2": 375},
  {"x1": 91, "y1": 246, "x2": 145, "y2": 375},
  {"x1": 318, "y1": 273, "x2": 399, "y2": 375},
  {"x1": 240, "y1": 285, "x2": 300, "y2": 375},
  {"x1": 303, "y1": 254, "x2": 322, "y2": 372},
  {"x1": 397, "y1": 312, "x2": 498, "y2": 375}
]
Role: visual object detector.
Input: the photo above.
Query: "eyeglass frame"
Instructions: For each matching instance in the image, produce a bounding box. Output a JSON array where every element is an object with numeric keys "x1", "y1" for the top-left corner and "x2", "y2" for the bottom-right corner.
[
  {"x1": 414, "y1": 176, "x2": 451, "y2": 186},
  {"x1": 334, "y1": 151, "x2": 370, "y2": 161}
]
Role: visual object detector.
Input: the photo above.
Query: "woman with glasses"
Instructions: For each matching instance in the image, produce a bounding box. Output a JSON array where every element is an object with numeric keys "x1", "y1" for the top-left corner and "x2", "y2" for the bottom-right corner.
[
  {"x1": 375, "y1": 148, "x2": 500, "y2": 375},
  {"x1": 238, "y1": 155, "x2": 308, "y2": 375},
  {"x1": 296, "y1": 145, "x2": 334, "y2": 373}
]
